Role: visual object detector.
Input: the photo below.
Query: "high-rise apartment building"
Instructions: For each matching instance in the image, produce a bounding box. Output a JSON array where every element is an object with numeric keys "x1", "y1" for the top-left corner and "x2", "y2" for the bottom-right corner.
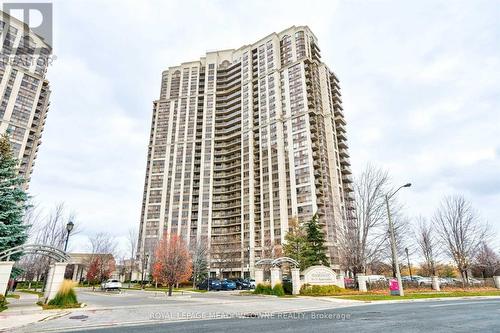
[
  {"x1": 0, "y1": 11, "x2": 52, "y2": 185},
  {"x1": 138, "y1": 26, "x2": 353, "y2": 278}
]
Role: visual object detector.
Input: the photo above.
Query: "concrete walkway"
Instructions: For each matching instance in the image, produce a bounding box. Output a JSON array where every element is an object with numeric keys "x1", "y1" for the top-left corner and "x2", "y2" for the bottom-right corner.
[{"x1": 0, "y1": 292, "x2": 64, "y2": 332}]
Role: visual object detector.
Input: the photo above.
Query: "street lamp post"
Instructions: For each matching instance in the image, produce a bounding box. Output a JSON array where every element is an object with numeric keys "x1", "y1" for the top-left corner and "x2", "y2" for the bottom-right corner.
[
  {"x1": 64, "y1": 221, "x2": 74, "y2": 252},
  {"x1": 405, "y1": 247, "x2": 413, "y2": 280},
  {"x1": 385, "y1": 183, "x2": 411, "y2": 297}
]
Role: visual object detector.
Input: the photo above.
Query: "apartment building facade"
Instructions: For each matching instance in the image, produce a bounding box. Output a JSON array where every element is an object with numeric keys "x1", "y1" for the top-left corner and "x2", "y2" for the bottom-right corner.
[
  {"x1": 0, "y1": 11, "x2": 51, "y2": 185},
  {"x1": 138, "y1": 26, "x2": 353, "y2": 278}
]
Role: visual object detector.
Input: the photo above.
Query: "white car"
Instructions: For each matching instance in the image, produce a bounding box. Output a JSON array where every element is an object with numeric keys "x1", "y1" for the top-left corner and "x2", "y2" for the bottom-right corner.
[
  {"x1": 101, "y1": 279, "x2": 122, "y2": 291},
  {"x1": 249, "y1": 279, "x2": 256, "y2": 289},
  {"x1": 414, "y1": 276, "x2": 432, "y2": 286},
  {"x1": 366, "y1": 275, "x2": 387, "y2": 283}
]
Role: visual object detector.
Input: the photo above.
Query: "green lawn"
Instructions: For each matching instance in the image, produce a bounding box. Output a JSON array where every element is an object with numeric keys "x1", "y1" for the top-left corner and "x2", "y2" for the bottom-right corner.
[
  {"x1": 18, "y1": 289, "x2": 44, "y2": 297},
  {"x1": 334, "y1": 290, "x2": 500, "y2": 301},
  {"x1": 6, "y1": 294, "x2": 20, "y2": 299},
  {"x1": 119, "y1": 286, "x2": 207, "y2": 293}
]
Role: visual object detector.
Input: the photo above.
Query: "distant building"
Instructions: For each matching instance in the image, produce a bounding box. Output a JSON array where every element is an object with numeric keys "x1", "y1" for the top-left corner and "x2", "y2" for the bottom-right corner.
[
  {"x1": 66, "y1": 253, "x2": 117, "y2": 282},
  {"x1": 137, "y1": 26, "x2": 353, "y2": 278},
  {"x1": 0, "y1": 11, "x2": 52, "y2": 186}
]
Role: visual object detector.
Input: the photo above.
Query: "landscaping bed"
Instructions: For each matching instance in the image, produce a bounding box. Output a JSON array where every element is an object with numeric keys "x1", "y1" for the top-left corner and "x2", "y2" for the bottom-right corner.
[{"x1": 333, "y1": 289, "x2": 500, "y2": 301}]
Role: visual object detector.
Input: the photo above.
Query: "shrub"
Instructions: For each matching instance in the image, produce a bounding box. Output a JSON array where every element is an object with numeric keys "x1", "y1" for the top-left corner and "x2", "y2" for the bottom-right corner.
[
  {"x1": 47, "y1": 280, "x2": 79, "y2": 307},
  {"x1": 0, "y1": 295, "x2": 6, "y2": 312},
  {"x1": 272, "y1": 283, "x2": 285, "y2": 296},
  {"x1": 254, "y1": 283, "x2": 273, "y2": 295},
  {"x1": 283, "y1": 281, "x2": 293, "y2": 295},
  {"x1": 254, "y1": 283, "x2": 286, "y2": 296},
  {"x1": 16, "y1": 281, "x2": 44, "y2": 290},
  {"x1": 300, "y1": 284, "x2": 345, "y2": 296}
]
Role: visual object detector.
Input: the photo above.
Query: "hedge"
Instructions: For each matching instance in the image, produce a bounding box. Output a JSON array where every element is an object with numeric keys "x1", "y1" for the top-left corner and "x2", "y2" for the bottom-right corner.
[
  {"x1": 299, "y1": 284, "x2": 345, "y2": 296},
  {"x1": 254, "y1": 283, "x2": 285, "y2": 296},
  {"x1": 272, "y1": 283, "x2": 285, "y2": 296},
  {"x1": 0, "y1": 295, "x2": 6, "y2": 312}
]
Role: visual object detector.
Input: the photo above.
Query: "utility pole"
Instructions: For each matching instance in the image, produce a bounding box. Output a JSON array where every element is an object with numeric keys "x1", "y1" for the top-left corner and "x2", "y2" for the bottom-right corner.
[{"x1": 385, "y1": 183, "x2": 411, "y2": 297}]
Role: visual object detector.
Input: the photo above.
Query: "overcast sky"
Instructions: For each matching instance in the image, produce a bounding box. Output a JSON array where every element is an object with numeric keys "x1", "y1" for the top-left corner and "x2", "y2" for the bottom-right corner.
[{"x1": 24, "y1": 0, "x2": 499, "y2": 254}]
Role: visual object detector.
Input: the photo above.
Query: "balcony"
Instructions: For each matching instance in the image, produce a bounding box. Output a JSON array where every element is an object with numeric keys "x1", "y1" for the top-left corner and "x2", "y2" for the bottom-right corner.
[
  {"x1": 342, "y1": 174, "x2": 353, "y2": 183},
  {"x1": 334, "y1": 115, "x2": 346, "y2": 125},
  {"x1": 337, "y1": 140, "x2": 348, "y2": 149},
  {"x1": 339, "y1": 148, "x2": 349, "y2": 158},
  {"x1": 334, "y1": 108, "x2": 344, "y2": 118},
  {"x1": 341, "y1": 165, "x2": 352, "y2": 175},
  {"x1": 343, "y1": 182, "x2": 354, "y2": 192}
]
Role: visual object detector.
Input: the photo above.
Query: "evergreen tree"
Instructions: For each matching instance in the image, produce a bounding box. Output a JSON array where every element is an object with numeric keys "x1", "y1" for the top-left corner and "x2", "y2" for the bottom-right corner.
[
  {"x1": 0, "y1": 133, "x2": 29, "y2": 259},
  {"x1": 283, "y1": 217, "x2": 308, "y2": 270},
  {"x1": 303, "y1": 214, "x2": 329, "y2": 267}
]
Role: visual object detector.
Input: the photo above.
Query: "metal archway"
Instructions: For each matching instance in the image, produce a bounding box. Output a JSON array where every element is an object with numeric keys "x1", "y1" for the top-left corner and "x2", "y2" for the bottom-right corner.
[
  {"x1": 255, "y1": 257, "x2": 299, "y2": 268},
  {"x1": 0, "y1": 244, "x2": 70, "y2": 262}
]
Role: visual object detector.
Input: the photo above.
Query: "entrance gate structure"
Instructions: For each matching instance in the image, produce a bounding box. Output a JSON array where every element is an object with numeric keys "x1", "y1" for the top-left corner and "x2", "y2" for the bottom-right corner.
[
  {"x1": 0, "y1": 244, "x2": 70, "y2": 302},
  {"x1": 255, "y1": 257, "x2": 301, "y2": 295}
]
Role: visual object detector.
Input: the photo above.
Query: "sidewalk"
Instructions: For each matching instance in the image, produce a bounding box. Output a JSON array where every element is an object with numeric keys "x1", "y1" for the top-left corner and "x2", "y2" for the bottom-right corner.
[{"x1": 0, "y1": 292, "x2": 65, "y2": 332}]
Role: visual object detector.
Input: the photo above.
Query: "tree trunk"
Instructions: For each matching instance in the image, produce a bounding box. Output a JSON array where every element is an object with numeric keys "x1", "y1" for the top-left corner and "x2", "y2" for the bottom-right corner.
[{"x1": 168, "y1": 284, "x2": 173, "y2": 296}]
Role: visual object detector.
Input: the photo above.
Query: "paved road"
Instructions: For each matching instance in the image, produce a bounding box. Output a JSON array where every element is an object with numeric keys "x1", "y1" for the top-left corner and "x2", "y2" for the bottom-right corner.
[
  {"x1": 50, "y1": 298, "x2": 500, "y2": 333},
  {"x1": 12, "y1": 289, "x2": 358, "y2": 332}
]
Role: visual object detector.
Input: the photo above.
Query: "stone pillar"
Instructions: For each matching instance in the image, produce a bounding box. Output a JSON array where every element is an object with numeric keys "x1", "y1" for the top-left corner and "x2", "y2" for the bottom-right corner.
[
  {"x1": 337, "y1": 272, "x2": 345, "y2": 289},
  {"x1": 0, "y1": 261, "x2": 15, "y2": 296},
  {"x1": 44, "y1": 264, "x2": 56, "y2": 296},
  {"x1": 44, "y1": 263, "x2": 68, "y2": 302},
  {"x1": 357, "y1": 274, "x2": 367, "y2": 292},
  {"x1": 255, "y1": 268, "x2": 264, "y2": 286},
  {"x1": 493, "y1": 276, "x2": 500, "y2": 289},
  {"x1": 270, "y1": 267, "x2": 281, "y2": 288},
  {"x1": 432, "y1": 276, "x2": 440, "y2": 291},
  {"x1": 72, "y1": 264, "x2": 79, "y2": 281},
  {"x1": 291, "y1": 268, "x2": 300, "y2": 295}
]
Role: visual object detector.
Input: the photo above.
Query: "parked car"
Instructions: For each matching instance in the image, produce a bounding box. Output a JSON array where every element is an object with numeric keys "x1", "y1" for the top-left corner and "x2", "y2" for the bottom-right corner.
[
  {"x1": 413, "y1": 276, "x2": 432, "y2": 286},
  {"x1": 234, "y1": 278, "x2": 251, "y2": 290},
  {"x1": 101, "y1": 279, "x2": 122, "y2": 291},
  {"x1": 443, "y1": 277, "x2": 456, "y2": 285},
  {"x1": 248, "y1": 279, "x2": 256, "y2": 289},
  {"x1": 401, "y1": 276, "x2": 413, "y2": 282},
  {"x1": 198, "y1": 279, "x2": 221, "y2": 291},
  {"x1": 470, "y1": 278, "x2": 484, "y2": 285},
  {"x1": 220, "y1": 279, "x2": 237, "y2": 290},
  {"x1": 438, "y1": 277, "x2": 449, "y2": 285},
  {"x1": 366, "y1": 275, "x2": 387, "y2": 283}
]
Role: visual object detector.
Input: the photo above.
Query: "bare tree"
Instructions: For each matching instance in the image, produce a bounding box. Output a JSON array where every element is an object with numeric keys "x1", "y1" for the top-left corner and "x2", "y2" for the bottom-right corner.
[
  {"x1": 31, "y1": 203, "x2": 79, "y2": 250},
  {"x1": 19, "y1": 203, "x2": 79, "y2": 289},
  {"x1": 85, "y1": 232, "x2": 117, "y2": 289},
  {"x1": 261, "y1": 238, "x2": 283, "y2": 259},
  {"x1": 433, "y1": 195, "x2": 490, "y2": 283},
  {"x1": 190, "y1": 237, "x2": 209, "y2": 287},
  {"x1": 126, "y1": 228, "x2": 138, "y2": 287},
  {"x1": 379, "y1": 213, "x2": 411, "y2": 277},
  {"x1": 414, "y1": 217, "x2": 439, "y2": 276},
  {"x1": 339, "y1": 164, "x2": 391, "y2": 276},
  {"x1": 472, "y1": 242, "x2": 500, "y2": 278}
]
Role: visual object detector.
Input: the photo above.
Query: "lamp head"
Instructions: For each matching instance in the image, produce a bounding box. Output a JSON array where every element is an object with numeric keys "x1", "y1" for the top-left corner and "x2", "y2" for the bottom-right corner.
[
  {"x1": 66, "y1": 221, "x2": 74, "y2": 233},
  {"x1": 403, "y1": 183, "x2": 412, "y2": 188}
]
